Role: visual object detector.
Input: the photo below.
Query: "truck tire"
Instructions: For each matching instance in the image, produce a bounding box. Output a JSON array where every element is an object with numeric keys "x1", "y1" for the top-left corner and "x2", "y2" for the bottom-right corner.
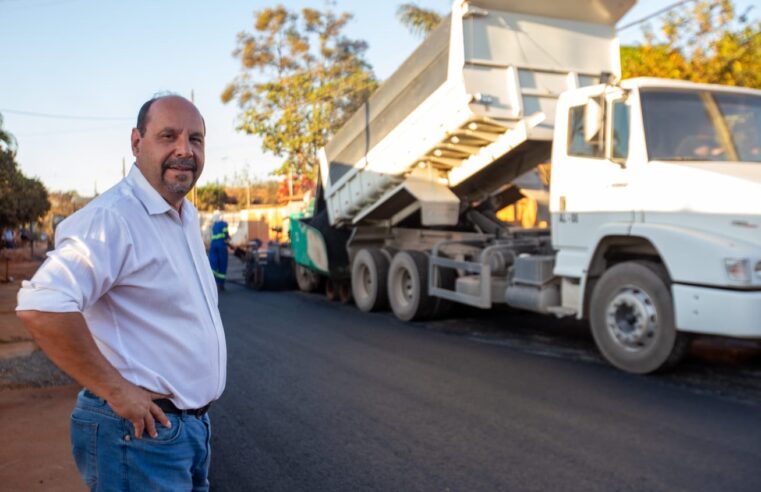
[
  {"x1": 338, "y1": 280, "x2": 353, "y2": 305},
  {"x1": 590, "y1": 261, "x2": 690, "y2": 374},
  {"x1": 388, "y1": 250, "x2": 436, "y2": 321},
  {"x1": 325, "y1": 278, "x2": 337, "y2": 301},
  {"x1": 352, "y1": 248, "x2": 390, "y2": 312},
  {"x1": 380, "y1": 247, "x2": 397, "y2": 263},
  {"x1": 244, "y1": 256, "x2": 265, "y2": 291},
  {"x1": 294, "y1": 262, "x2": 321, "y2": 293}
]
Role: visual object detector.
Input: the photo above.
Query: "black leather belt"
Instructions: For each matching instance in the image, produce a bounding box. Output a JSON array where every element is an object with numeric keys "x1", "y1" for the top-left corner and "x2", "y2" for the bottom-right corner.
[
  {"x1": 83, "y1": 389, "x2": 210, "y2": 417},
  {"x1": 153, "y1": 398, "x2": 211, "y2": 417}
]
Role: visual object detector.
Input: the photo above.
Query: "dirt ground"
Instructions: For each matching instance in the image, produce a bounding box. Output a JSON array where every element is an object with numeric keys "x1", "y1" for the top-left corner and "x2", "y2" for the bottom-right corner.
[{"x1": 0, "y1": 249, "x2": 85, "y2": 491}]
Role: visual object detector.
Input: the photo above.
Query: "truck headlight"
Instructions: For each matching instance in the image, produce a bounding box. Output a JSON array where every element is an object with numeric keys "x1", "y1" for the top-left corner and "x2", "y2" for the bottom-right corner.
[{"x1": 724, "y1": 258, "x2": 751, "y2": 283}]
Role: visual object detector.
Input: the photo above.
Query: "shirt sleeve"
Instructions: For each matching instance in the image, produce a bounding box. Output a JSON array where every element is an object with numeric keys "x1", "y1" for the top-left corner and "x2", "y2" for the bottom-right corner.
[{"x1": 16, "y1": 206, "x2": 133, "y2": 313}]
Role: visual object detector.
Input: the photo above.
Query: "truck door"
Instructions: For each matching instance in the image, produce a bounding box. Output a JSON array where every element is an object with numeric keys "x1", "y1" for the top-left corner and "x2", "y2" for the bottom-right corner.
[{"x1": 553, "y1": 90, "x2": 634, "y2": 254}]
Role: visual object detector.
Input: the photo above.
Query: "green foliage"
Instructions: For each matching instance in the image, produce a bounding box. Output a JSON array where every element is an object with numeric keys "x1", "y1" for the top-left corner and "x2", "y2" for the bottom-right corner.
[
  {"x1": 0, "y1": 150, "x2": 50, "y2": 230},
  {"x1": 0, "y1": 113, "x2": 17, "y2": 156},
  {"x1": 0, "y1": 116, "x2": 50, "y2": 230},
  {"x1": 622, "y1": 0, "x2": 761, "y2": 88},
  {"x1": 222, "y1": 5, "x2": 378, "y2": 180},
  {"x1": 396, "y1": 3, "x2": 443, "y2": 37},
  {"x1": 225, "y1": 181, "x2": 281, "y2": 207},
  {"x1": 16, "y1": 176, "x2": 49, "y2": 224},
  {"x1": 196, "y1": 184, "x2": 229, "y2": 212}
]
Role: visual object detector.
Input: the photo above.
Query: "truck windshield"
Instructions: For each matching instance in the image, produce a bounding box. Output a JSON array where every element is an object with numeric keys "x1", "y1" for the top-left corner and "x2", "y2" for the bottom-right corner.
[{"x1": 641, "y1": 89, "x2": 761, "y2": 163}]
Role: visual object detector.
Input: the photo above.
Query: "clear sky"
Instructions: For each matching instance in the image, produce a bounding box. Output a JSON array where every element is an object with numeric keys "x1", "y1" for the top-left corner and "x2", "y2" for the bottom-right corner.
[{"x1": 1, "y1": 0, "x2": 757, "y2": 195}]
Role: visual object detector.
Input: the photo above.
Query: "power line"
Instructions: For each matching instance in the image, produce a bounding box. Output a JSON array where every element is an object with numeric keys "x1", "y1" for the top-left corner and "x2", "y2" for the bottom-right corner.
[
  {"x1": 0, "y1": 108, "x2": 131, "y2": 121},
  {"x1": 617, "y1": 0, "x2": 697, "y2": 32},
  {"x1": 18, "y1": 123, "x2": 125, "y2": 138}
]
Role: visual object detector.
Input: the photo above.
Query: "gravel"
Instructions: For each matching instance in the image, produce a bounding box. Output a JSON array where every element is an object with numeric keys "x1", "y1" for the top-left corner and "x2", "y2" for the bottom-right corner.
[{"x1": 0, "y1": 350, "x2": 73, "y2": 389}]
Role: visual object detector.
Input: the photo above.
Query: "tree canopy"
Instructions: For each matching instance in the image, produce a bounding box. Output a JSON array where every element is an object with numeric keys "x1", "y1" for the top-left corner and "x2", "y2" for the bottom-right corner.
[
  {"x1": 0, "y1": 116, "x2": 50, "y2": 231},
  {"x1": 0, "y1": 150, "x2": 50, "y2": 231},
  {"x1": 222, "y1": 5, "x2": 378, "y2": 180},
  {"x1": 621, "y1": 0, "x2": 760, "y2": 88},
  {"x1": 0, "y1": 114, "x2": 17, "y2": 156},
  {"x1": 196, "y1": 183, "x2": 229, "y2": 212},
  {"x1": 47, "y1": 191, "x2": 90, "y2": 219},
  {"x1": 395, "y1": 1, "x2": 759, "y2": 89},
  {"x1": 396, "y1": 3, "x2": 442, "y2": 37}
]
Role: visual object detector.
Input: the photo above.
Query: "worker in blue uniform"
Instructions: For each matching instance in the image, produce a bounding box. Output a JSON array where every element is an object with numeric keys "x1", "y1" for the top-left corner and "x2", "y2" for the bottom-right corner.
[{"x1": 208, "y1": 214, "x2": 230, "y2": 292}]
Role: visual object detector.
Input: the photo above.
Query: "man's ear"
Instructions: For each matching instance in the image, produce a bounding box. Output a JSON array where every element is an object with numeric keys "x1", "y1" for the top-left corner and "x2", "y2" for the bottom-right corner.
[{"x1": 131, "y1": 128, "x2": 141, "y2": 157}]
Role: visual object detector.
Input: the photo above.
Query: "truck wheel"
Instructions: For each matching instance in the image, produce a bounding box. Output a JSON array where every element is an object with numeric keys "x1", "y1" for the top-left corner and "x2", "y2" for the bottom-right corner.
[
  {"x1": 338, "y1": 280, "x2": 353, "y2": 305},
  {"x1": 244, "y1": 256, "x2": 265, "y2": 291},
  {"x1": 388, "y1": 250, "x2": 436, "y2": 321},
  {"x1": 381, "y1": 247, "x2": 397, "y2": 263},
  {"x1": 590, "y1": 261, "x2": 690, "y2": 374},
  {"x1": 325, "y1": 278, "x2": 337, "y2": 301},
  {"x1": 294, "y1": 262, "x2": 321, "y2": 292},
  {"x1": 352, "y1": 248, "x2": 390, "y2": 312}
]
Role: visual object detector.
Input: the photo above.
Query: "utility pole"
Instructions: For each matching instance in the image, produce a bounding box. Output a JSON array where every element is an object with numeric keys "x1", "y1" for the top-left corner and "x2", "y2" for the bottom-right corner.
[
  {"x1": 122, "y1": 157, "x2": 126, "y2": 178},
  {"x1": 288, "y1": 167, "x2": 294, "y2": 201},
  {"x1": 246, "y1": 178, "x2": 251, "y2": 209}
]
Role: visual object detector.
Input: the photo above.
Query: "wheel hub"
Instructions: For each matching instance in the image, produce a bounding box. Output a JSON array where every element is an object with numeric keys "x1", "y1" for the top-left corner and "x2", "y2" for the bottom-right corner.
[
  {"x1": 605, "y1": 287, "x2": 657, "y2": 350},
  {"x1": 402, "y1": 270, "x2": 413, "y2": 303},
  {"x1": 359, "y1": 264, "x2": 372, "y2": 297}
]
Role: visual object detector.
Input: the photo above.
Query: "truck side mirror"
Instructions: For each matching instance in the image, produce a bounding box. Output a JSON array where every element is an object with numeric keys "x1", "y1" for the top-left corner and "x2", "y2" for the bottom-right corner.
[{"x1": 584, "y1": 98, "x2": 603, "y2": 143}]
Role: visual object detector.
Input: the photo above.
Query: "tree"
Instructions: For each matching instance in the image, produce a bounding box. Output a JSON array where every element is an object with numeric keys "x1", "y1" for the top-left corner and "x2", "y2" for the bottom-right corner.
[
  {"x1": 0, "y1": 113, "x2": 16, "y2": 156},
  {"x1": 16, "y1": 177, "x2": 50, "y2": 225},
  {"x1": 196, "y1": 184, "x2": 229, "y2": 212},
  {"x1": 222, "y1": 6, "x2": 378, "y2": 181},
  {"x1": 47, "y1": 191, "x2": 90, "y2": 219},
  {"x1": 0, "y1": 149, "x2": 50, "y2": 231},
  {"x1": 39, "y1": 191, "x2": 91, "y2": 237},
  {"x1": 220, "y1": 165, "x2": 282, "y2": 207},
  {"x1": 0, "y1": 115, "x2": 51, "y2": 249},
  {"x1": 396, "y1": 3, "x2": 443, "y2": 37},
  {"x1": 622, "y1": 0, "x2": 761, "y2": 88}
]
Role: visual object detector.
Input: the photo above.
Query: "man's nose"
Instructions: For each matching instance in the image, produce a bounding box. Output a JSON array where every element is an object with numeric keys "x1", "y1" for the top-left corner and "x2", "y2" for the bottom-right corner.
[{"x1": 174, "y1": 135, "x2": 193, "y2": 156}]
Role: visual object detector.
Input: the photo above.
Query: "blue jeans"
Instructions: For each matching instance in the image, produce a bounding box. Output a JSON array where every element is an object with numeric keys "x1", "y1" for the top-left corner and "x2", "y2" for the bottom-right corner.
[{"x1": 71, "y1": 389, "x2": 212, "y2": 491}]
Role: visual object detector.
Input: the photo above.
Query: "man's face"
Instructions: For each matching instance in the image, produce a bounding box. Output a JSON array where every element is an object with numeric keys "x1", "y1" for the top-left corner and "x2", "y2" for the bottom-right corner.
[{"x1": 131, "y1": 96, "x2": 205, "y2": 206}]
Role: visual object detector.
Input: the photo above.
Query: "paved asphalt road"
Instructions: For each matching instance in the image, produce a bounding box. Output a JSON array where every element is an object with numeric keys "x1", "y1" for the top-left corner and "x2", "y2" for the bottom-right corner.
[{"x1": 209, "y1": 284, "x2": 761, "y2": 492}]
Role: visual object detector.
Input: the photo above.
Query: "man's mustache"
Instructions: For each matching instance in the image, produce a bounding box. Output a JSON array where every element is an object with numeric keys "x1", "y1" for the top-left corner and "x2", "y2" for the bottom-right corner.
[{"x1": 162, "y1": 157, "x2": 198, "y2": 174}]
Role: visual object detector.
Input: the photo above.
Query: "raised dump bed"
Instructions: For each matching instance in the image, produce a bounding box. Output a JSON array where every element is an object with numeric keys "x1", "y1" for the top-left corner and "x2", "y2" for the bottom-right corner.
[{"x1": 319, "y1": 0, "x2": 633, "y2": 228}]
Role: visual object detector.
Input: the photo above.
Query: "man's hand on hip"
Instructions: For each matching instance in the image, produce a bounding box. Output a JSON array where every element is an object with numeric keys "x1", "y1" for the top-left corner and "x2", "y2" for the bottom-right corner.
[
  {"x1": 16, "y1": 311, "x2": 173, "y2": 439},
  {"x1": 107, "y1": 382, "x2": 173, "y2": 439}
]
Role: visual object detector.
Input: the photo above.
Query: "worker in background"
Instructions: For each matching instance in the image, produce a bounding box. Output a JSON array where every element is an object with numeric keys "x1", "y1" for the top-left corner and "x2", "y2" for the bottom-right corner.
[{"x1": 209, "y1": 213, "x2": 230, "y2": 292}]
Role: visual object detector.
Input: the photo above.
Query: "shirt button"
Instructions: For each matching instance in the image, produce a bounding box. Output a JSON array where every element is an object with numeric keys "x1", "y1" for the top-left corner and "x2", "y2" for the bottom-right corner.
[{"x1": 124, "y1": 435, "x2": 131, "y2": 441}]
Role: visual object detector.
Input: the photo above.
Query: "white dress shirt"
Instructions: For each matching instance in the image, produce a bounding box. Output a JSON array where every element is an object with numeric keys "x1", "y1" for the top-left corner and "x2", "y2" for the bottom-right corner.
[{"x1": 17, "y1": 164, "x2": 226, "y2": 409}]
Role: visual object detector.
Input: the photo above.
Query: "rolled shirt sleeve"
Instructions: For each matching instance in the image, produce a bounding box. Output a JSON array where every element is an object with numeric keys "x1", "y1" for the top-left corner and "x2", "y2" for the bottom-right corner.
[{"x1": 17, "y1": 207, "x2": 133, "y2": 314}]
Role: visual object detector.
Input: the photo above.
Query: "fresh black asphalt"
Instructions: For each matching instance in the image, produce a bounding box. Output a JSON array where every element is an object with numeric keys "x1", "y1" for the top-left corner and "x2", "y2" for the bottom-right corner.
[{"x1": 209, "y1": 285, "x2": 761, "y2": 492}]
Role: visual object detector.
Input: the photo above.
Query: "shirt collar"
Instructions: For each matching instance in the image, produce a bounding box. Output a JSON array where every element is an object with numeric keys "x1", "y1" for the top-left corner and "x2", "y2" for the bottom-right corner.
[{"x1": 126, "y1": 164, "x2": 174, "y2": 216}]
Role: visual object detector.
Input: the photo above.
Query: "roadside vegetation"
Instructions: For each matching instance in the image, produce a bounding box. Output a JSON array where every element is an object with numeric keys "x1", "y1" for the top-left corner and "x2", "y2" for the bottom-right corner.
[{"x1": 0, "y1": 115, "x2": 50, "y2": 240}]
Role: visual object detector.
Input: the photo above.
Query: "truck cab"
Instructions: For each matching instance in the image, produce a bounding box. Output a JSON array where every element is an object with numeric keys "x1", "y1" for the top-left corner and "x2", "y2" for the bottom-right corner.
[{"x1": 551, "y1": 78, "x2": 761, "y2": 372}]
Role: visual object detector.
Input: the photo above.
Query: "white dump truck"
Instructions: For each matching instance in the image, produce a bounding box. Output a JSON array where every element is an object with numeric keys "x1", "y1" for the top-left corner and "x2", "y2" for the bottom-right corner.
[{"x1": 292, "y1": 0, "x2": 761, "y2": 373}]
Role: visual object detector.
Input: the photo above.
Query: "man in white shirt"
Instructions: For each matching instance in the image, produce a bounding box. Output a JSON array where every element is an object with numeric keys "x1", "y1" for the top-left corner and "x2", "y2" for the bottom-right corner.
[{"x1": 16, "y1": 94, "x2": 226, "y2": 491}]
